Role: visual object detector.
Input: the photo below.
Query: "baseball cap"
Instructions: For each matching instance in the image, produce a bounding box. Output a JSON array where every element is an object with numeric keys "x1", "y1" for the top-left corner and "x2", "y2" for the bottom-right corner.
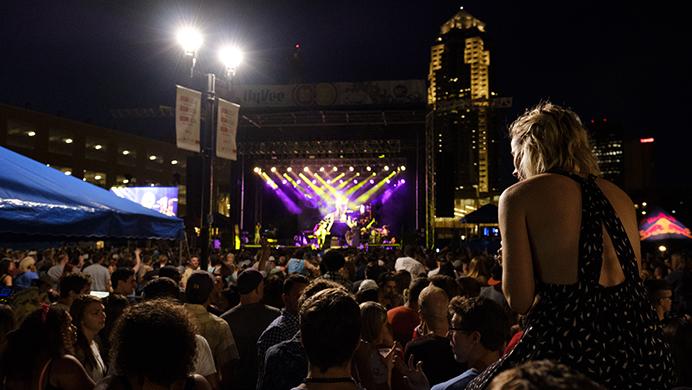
[
  {"x1": 185, "y1": 271, "x2": 215, "y2": 304},
  {"x1": 358, "y1": 279, "x2": 378, "y2": 293}
]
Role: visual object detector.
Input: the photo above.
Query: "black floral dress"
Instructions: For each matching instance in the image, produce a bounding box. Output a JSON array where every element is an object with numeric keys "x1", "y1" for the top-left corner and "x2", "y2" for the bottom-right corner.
[{"x1": 467, "y1": 172, "x2": 675, "y2": 389}]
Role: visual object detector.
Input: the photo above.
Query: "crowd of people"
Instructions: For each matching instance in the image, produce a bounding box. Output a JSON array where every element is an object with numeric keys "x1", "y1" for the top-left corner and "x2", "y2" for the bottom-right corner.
[
  {"x1": 0, "y1": 102, "x2": 691, "y2": 389},
  {"x1": 0, "y1": 240, "x2": 689, "y2": 389}
]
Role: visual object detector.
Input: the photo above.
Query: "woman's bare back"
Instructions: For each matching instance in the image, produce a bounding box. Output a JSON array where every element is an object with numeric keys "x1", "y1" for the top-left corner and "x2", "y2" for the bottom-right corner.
[{"x1": 519, "y1": 173, "x2": 641, "y2": 286}]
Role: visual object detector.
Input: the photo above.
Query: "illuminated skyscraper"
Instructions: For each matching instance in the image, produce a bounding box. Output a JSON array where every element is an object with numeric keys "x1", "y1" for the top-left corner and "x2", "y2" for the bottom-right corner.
[
  {"x1": 588, "y1": 118, "x2": 624, "y2": 185},
  {"x1": 427, "y1": 8, "x2": 504, "y2": 220}
]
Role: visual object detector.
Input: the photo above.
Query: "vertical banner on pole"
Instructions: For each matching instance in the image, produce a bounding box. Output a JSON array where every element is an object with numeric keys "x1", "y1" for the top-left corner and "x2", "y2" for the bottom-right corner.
[
  {"x1": 216, "y1": 98, "x2": 240, "y2": 160},
  {"x1": 175, "y1": 85, "x2": 202, "y2": 152}
]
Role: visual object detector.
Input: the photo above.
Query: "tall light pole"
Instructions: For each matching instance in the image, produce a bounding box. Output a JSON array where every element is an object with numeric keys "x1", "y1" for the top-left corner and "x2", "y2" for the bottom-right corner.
[{"x1": 177, "y1": 26, "x2": 243, "y2": 269}]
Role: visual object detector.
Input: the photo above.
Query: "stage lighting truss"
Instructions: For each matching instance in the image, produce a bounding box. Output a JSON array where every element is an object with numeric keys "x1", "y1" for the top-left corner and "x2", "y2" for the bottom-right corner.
[
  {"x1": 251, "y1": 157, "x2": 407, "y2": 176},
  {"x1": 239, "y1": 139, "x2": 401, "y2": 158},
  {"x1": 239, "y1": 110, "x2": 425, "y2": 129}
]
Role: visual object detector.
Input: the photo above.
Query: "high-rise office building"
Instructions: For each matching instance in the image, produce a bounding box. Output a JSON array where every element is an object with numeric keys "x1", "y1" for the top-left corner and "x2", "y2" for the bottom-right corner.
[
  {"x1": 427, "y1": 9, "x2": 503, "y2": 220},
  {"x1": 588, "y1": 118, "x2": 625, "y2": 185}
]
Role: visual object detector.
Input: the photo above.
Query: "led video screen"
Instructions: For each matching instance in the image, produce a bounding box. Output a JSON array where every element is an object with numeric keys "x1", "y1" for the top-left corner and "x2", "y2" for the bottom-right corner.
[{"x1": 111, "y1": 186, "x2": 179, "y2": 217}]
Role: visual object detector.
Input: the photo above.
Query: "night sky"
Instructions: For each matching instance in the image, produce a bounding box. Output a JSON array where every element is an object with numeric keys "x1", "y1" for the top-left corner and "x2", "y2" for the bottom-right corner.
[{"x1": 1, "y1": 1, "x2": 690, "y2": 187}]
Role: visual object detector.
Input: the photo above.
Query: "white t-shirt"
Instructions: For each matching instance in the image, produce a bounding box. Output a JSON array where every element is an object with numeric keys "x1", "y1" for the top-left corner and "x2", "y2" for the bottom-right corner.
[
  {"x1": 395, "y1": 257, "x2": 427, "y2": 277},
  {"x1": 194, "y1": 334, "x2": 217, "y2": 377}
]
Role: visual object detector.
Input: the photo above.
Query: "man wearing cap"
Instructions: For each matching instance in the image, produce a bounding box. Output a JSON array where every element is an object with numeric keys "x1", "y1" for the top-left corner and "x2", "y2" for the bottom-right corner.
[
  {"x1": 221, "y1": 269, "x2": 280, "y2": 390},
  {"x1": 184, "y1": 270, "x2": 240, "y2": 388}
]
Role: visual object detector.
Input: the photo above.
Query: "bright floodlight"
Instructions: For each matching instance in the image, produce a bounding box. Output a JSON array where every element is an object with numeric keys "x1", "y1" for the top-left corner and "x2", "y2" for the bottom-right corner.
[
  {"x1": 271, "y1": 167, "x2": 277, "y2": 173},
  {"x1": 303, "y1": 167, "x2": 310, "y2": 172},
  {"x1": 287, "y1": 167, "x2": 293, "y2": 172},
  {"x1": 218, "y1": 45, "x2": 243, "y2": 75},
  {"x1": 177, "y1": 27, "x2": 203, "y2": 55},
  {"x1": 253, "y1": 167, "x2": 261, "y2": 173},
  {"x1": 384, "y1": 165, "x2": 390, "y2": 171}
]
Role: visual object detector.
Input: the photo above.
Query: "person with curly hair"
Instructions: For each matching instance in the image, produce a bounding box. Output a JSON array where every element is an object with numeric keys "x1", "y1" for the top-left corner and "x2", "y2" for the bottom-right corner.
[
  {"x1": 488, "y1": 360, "x2": 604, "y2": 389},
  {"x1": 96, "y1": 299, "x2": 210, "y2": 389}
]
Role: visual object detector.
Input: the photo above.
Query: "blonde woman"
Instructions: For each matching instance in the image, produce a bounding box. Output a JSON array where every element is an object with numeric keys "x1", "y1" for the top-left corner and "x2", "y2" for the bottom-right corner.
[{"x1": 467, "y1": 102, "x2": 674, "y2": 389}]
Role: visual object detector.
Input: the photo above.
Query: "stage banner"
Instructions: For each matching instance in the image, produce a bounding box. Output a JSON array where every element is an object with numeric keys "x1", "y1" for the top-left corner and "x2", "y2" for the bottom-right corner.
[
  {"x1": 216, "y1": 98, "x2": 240, "y2": 160},
  {"x1": 219, "y1": 80, "x2": 426, "y2": 108},
  {"x1": 175, "y1": 85, "x2": 201, "y2": 152}
]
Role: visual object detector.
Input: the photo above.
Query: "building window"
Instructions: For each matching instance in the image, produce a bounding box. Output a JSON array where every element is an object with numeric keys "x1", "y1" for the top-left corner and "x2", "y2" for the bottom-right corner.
[
  {"x1": 51, "y1": 165, "x2": 73, "y2": 176},
  {"x1": 146, "y1": 154, "x2": 165, "y2": 172},
  {"x1": 6, "y1": 120, "x2": 38, "y2": 150},
  {"x1": 117, "y1": 145, "x2": 137, "y2": 167},
  {"x1": 115, "y1": 174, "x2": 133, "y2": 185},
  {"x1": 86, "y1": 137, "x2": 109, "y2": 162},
  {"x1": 49, "y1": 129, "x2": 75, "y2": 156},
  {"x1": 84, "y1": 170, "x2": 106, "y2": 187}
]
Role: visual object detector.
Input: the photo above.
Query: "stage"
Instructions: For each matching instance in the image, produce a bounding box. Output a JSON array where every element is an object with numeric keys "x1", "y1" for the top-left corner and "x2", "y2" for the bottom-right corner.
[{"x1": 243, "y1": 160, "x2": 415, "y2": 248}]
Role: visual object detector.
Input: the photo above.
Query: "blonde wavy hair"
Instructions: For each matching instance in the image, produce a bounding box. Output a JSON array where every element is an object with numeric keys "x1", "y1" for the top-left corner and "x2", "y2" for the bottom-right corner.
[{"x1": 509, "y1": 102, "x2": 600, "y2": 180}]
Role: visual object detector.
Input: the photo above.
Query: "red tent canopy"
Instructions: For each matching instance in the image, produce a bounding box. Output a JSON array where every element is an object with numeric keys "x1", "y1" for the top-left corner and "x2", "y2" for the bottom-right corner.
[{"x1": 639, "y1": 209, "x2": 692, "y2": 241}]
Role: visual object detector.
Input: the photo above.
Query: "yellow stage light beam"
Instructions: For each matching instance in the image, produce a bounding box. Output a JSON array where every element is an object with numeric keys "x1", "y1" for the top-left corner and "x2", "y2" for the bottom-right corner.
[
  {"x1": 271, "y1": 170, "x2": 285, "y2": 181},
  {"x1": 298, "y1": 173, "x2": 329, "y2": 200},
  {"x1": 283, "y1": 173, "x2": 310, "y2": 196},
  {"x1": 313, "y1": 173, "x2": 340, "y2": 197},
  {"x1": 336, "y1": 172, "x2": 359, "y2": 190},
  {"x1": 355, "y1": 171, "x2": 397, "y2": 204},
  {"x1": 259, "y1": 172, "x2": 278, "y2": 189},
  {"x1": 344, "y1": 176, "x2": 369, "y2": 197}
]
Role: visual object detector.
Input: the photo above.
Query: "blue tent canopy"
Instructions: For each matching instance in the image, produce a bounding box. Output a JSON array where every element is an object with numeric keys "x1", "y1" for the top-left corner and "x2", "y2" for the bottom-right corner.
[{"x1": 0, "y1": 146, "x2": 184, "y2": 240}]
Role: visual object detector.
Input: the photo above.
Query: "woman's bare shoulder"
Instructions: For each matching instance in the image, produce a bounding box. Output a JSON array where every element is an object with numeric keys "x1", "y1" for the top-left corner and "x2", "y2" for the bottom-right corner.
[
  {"x1": 500, "y1": 174, "x2": 572, "y2": 201},
  {"x1": 52, "y1": 354, "x2": 84, "y2": 370},
  {"x1": 595, "y1": 177, "x2": 633, "y2": 201}
]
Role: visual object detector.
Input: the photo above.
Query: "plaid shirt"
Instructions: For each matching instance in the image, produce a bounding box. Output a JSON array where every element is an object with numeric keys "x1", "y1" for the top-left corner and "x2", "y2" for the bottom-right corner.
[
  {"x1": 256, "y1": 309, "x2": 299, "y2": 385},
  {"x1": 258, "y1": 331, "x2": 306, "y2": 390},
  {"x1": 184, "y1": 303, "x2": 240, "y2": 367}
]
